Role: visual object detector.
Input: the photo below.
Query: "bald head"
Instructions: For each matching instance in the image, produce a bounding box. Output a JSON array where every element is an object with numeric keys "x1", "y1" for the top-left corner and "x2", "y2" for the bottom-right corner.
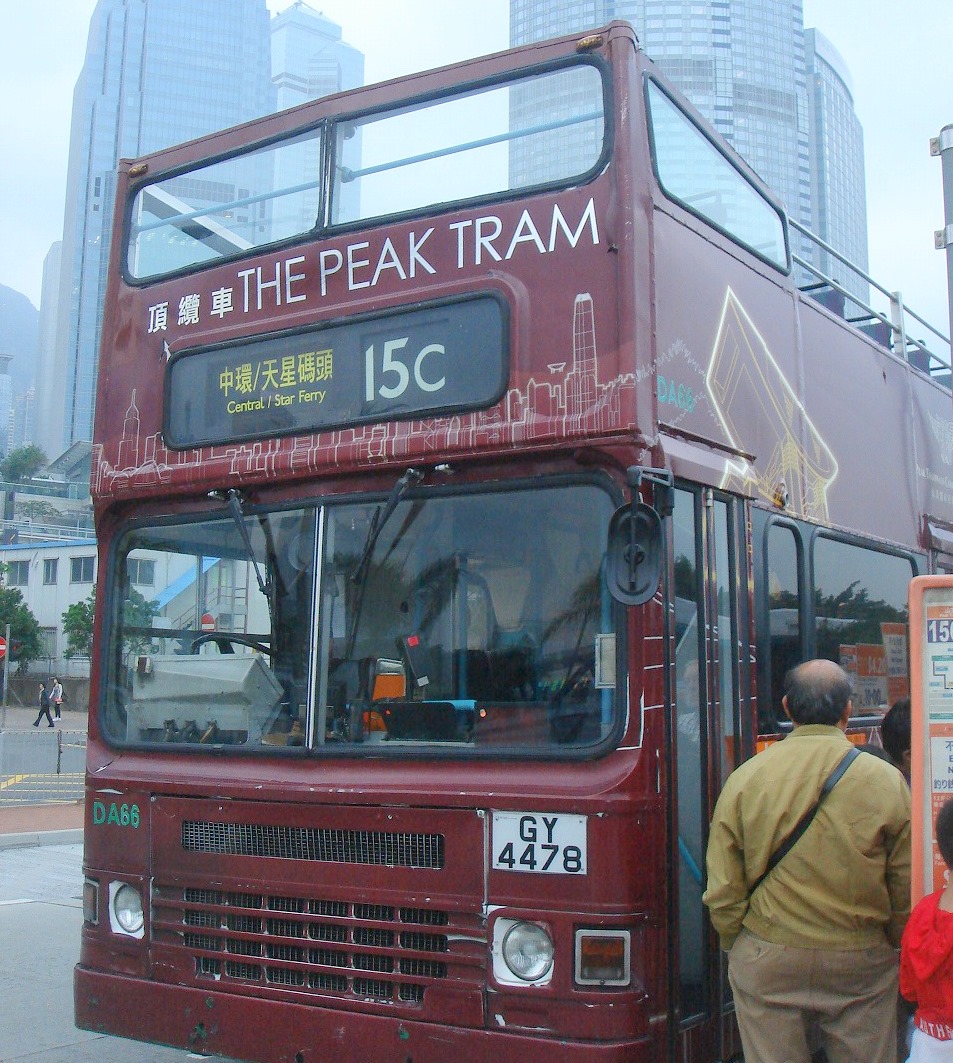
[{"x1": 782, "y1": 659, "x2": 853, "y2": 727}]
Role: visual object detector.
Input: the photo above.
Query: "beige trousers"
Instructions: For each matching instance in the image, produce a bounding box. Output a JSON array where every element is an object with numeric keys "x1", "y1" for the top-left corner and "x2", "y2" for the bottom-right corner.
[{"x1": 727, "y1": 929, "x2": 898, "y2": 1063}]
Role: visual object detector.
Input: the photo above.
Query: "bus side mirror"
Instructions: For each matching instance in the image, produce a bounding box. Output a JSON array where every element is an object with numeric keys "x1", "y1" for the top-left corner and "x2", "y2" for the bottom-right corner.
[{"x1": 605, "y1": 502, "x2": 662, "y2": 606}]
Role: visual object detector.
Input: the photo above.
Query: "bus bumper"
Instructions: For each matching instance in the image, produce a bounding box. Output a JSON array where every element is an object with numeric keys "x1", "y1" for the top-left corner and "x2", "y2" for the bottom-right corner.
[{"x1": 75, "y1": 965, "x2": 652, "y2": 1063}]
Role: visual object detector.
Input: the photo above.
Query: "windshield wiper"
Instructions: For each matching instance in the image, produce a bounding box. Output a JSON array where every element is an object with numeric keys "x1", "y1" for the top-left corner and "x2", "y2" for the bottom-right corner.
[
  {"x1": 345, "y1": 467, "x2": 424, "y2": 657},
  {"x1": 209, "y1": 488, "x2": 275, "y2": 629}
]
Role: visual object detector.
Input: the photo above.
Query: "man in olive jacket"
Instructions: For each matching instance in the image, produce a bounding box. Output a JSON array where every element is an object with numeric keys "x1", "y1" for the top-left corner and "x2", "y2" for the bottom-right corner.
[{"x1": 703, "y1": 659, "x2": 910, "y2": 1063}]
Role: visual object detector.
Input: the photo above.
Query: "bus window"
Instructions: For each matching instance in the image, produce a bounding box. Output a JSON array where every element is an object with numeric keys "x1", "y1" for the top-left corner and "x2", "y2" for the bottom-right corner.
[
  {"x1": 713, "y1": 498, "x2": 740, "y2": 782},
  {"x1": 106, "y1": 509, "x2": 313, "y2": 748},
  {"x1": 645, "y1": 78, "x2": 787, "y2": 269},
  {"x1": 812, "y1": 536, "x2": 916, "y2": 716},
  {"x1": 672, "y1": 488, "x2": 707, "y2": 1018},
  {"x1": 321, "y1": 480, "x2": 620, "y2": 750},
  {"x1": 127, "y1": 128, "x2": 323, "y2": 280},
  {"x1": 103, "y1": 480, "x2": 622, "y2": 754},
  {"x1": 764, "y1": 523, "x2": 802, "y2": 727},
  {"x1": 331, "y1": 63, "x2": 606, "y2": 226}
]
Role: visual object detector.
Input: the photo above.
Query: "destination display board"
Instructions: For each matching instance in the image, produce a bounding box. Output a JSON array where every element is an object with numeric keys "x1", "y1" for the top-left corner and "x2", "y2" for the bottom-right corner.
[{"x1": 164, "y1": 293, "x2": 508, "y2": 448}]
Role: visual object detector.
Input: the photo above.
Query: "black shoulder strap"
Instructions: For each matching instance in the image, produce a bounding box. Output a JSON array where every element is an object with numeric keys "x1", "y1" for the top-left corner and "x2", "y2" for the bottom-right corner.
[{"x1": 748, "y1": 746, "x2": 861, "y2": 896}]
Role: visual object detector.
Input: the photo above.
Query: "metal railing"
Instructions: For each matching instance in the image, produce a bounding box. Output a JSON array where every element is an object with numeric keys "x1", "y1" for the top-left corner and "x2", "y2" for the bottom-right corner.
[
  {"x1": 0, "y1": 520, "x2": 95, "y2": 544},
  {"x1": 791, "y1": 218, "x2": 952, "y2": 381},
  {"x1": 0, "y1": 728, "x2": 85, "y2": 805}
]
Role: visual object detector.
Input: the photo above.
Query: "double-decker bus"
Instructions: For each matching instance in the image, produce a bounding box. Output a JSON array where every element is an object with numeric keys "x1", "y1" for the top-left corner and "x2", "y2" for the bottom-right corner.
[{"x1": 75, "y1": 21, "x2": 952, "y2": 1063}]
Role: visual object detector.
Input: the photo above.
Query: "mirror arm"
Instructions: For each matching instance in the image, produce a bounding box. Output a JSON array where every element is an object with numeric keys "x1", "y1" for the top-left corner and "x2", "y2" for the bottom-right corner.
[{"x1": 626, "y1": 465, "x2": 674, "y2": 517}]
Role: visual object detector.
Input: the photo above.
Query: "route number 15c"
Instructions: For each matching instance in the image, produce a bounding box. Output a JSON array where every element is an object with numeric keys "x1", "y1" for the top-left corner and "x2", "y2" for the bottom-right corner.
[{"x1": 365, "y1": 337, "x2": 446, "y2": 402}]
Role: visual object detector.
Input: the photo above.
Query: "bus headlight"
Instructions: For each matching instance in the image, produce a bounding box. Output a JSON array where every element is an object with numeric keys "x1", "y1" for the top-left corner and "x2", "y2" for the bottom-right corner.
[
  {"x1": 501, "y1": 921, "x2": 554, "y2": 982},
  {"x1": 109, "y1": 881, "x2": 144, "y2": 937}
]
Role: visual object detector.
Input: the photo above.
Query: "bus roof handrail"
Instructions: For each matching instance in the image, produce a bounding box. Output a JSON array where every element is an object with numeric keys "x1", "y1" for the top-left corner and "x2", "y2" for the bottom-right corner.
[
  {"x1": 791, "y1": 217, "x2": 889, "y2": 298},
  {"x1": 337, "y1": 109, "x2": 604, "y2": 184},
  {"x1": 131, "y1": 177, "x2": 321, "y2": 237},
  {"x1": 791, "y1": 218, "x2": 951, "y2": 373}
]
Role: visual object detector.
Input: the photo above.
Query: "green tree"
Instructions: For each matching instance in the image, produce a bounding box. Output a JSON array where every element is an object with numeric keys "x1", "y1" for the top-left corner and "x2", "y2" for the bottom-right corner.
[
  {"x1": 15, "y1": 499, "x2": 62, "y2": 524},
  {"x1": 63, "y1": 590, "x2": 96, "y2": 657},
  {"x1": 0, "y1": 584, "x2": 43, "y2": 667},
  {"x1": 122, "y1": 589, "x2": 160, "y2": 654},
  {"x1": 63, "y1": 588, "x2": 159, "y2": 658},
  {"x1": 0, "y1": 444, "x2": 48, "y2": 483}
]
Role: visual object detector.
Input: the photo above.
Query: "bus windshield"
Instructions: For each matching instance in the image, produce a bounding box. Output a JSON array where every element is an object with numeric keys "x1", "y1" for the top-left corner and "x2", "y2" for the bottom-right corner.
[{"x1": 104, "y1": 479, "x2": 621, "y2": 754}]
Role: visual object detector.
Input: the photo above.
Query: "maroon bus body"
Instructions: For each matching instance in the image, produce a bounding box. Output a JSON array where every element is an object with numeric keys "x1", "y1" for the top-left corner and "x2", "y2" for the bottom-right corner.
[{"x1": 75, "y1": 21, "x2": 953, "y2": 1063}]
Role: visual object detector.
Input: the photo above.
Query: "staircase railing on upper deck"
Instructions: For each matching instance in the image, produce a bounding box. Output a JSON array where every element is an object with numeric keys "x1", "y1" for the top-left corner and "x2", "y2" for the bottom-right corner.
[{"x1": 790, "y1": 217, "x2": 952, "y2": 387}]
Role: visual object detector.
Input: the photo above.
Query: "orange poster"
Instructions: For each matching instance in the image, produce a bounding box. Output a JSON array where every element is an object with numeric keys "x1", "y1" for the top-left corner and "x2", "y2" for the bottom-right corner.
[
  {"x1": 882, "y1": 621, "x2": 910, "y2": 705},
  {"x1": 854, "y1": 643, "x2": 887, "y2": 712}
]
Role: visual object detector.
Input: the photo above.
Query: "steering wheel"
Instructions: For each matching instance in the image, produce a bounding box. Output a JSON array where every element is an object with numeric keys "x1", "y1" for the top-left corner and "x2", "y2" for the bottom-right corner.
[{"x1": 190, "y1": 632, "x2": 274, "y2": 656}]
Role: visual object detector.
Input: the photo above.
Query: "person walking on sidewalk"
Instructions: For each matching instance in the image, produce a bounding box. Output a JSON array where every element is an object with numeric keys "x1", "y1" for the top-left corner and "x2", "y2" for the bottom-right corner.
[
  {"x1": 50, "y1": 677, "x2": 63, "y2": 721},
  {"x1": 33, "y1": 682, "x2": 54, "y2": 727}
]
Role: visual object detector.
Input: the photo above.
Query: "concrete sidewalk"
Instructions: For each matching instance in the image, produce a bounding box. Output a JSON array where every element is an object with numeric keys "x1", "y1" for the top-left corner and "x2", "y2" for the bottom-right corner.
[
  {"x1": 0, "y1": 799, "x2": 85, "y2": 848},
  {"x1": 1, "y1": 702, "x2": 84, "y2": 730}
]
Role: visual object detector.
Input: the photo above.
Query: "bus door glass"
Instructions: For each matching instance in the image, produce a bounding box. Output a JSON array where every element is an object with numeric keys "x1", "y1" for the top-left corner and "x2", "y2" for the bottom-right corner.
[{"x1": 671, "y1": 486, "x2": 748, "y2": 1035}]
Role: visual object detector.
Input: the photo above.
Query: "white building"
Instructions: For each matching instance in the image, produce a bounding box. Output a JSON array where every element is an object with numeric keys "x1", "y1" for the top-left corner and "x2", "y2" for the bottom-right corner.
[{"x1": 0, "y1": 538, "x2": 99, "y2": 675}]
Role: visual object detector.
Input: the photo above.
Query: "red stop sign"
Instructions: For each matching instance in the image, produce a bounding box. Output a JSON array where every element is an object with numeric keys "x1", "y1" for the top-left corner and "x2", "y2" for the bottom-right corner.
[
  {"x1": 0, "y1": 636, "x2": 7, "y2": 659},
  {"x1": 201, "y1": 613, "x2": 216, "y2": 631}
]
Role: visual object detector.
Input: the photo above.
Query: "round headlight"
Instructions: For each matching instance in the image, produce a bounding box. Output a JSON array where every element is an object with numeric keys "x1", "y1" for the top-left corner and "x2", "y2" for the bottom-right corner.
[
  {"x1": 113, "y1": 883, "x2": 144, "y2": 934},
  {"x1": 501, "y1": 921, "x2": 554, "y2": 981}
]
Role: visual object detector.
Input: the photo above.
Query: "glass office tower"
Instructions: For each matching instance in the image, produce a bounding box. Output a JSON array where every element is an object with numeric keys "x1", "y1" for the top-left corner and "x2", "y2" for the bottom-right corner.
[
  {"x1": 271, "y1": 2, "x2": 364, "y2": 112},
  {"x1": 271, "y1": 2, "x2": 365, "y2": 237},
  {"x1": 55, "y1": 0, "x2": 275, "y2": 450},
  {"x1": 805, "y1": 28, "x2": 869, "y2": 287},
  {"x1": 509, "y1": 1, "x2": 868, "y2": 287}
]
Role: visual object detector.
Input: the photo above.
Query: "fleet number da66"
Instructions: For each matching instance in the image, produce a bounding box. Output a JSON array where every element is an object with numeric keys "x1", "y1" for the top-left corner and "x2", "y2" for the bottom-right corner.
[
  {"x1": 92, "y1": 800, "x2": 141, "y2": 828},
  {"x1": 492, "y1": 811, "x2": 587, "y2": 875}
]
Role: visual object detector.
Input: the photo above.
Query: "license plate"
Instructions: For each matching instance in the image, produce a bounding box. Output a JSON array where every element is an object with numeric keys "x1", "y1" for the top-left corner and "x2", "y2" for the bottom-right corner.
[{"x1": 491, "y1": 811, "x2": 587, "y2": 874}]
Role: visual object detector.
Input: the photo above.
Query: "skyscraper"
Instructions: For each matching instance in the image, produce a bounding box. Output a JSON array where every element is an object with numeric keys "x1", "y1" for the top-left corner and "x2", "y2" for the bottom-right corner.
[
  {"x1": 0, "y1": 356, "x2": 14, "y2": 459},
  {"x1": 509, "y1": 1, "x2": 868, "y2": 283},
  {"x1": 805, "y1": 29, "x2": 868, "y2": 284},
  {"x1": 270, "y1": 2, "x2": 364, "y2": 236},
  {"x1": 271, "y1": 1, "x2": 364, "y2": 111},
  {"x1": 54, "y1": 0, "x2": 275, "y2": 450},
  {"x1": 36, "y1": 242, "x2": 64, "y2": 458}
]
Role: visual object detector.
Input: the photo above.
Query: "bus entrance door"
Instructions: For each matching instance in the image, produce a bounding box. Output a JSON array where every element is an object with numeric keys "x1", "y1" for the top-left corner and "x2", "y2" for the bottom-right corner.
[{"x1": 669, "y1": 485, "x2": 749, "y2": 1062}]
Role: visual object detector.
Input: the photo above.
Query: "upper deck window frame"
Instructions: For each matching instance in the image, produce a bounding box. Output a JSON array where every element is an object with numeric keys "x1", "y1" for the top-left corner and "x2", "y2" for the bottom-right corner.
[
  {"x1": 644, "y1": 75, "x2": 790, "y2": 273},
  {"x1": 122, "y1": 54, "x2": 613, "y2": 287}
]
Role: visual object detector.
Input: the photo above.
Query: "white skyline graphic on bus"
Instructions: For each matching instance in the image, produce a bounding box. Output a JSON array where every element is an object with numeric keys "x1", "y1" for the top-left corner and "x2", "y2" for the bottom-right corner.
[{"x1": 93, "y1": 292, "x2": 641, "y2": 495}]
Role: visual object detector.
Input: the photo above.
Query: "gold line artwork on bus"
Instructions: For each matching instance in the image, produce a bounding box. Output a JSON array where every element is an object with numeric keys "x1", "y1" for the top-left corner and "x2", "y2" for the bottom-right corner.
[
  {"x1": 928, "y1": 410, "x2": 953, "y2": 467},
  {"x1": 708, "y1": 288, "x2": 838, "y2": 522},
  {"x1": 92, "y1": 292, "x2": 639, "y2": 495}
]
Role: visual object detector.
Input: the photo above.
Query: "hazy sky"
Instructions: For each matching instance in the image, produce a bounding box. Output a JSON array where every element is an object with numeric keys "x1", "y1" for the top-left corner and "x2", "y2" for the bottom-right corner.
[{"x1": 1, "y1": 0, "x2": 951, "y2": 342}]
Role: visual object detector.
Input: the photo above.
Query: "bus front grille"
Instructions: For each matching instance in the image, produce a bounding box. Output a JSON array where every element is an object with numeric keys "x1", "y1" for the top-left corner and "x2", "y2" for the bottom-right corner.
[
  {"x1": 181, "y1": 820, "x2": 445, "y2": 868},
  {"x1": 152, "y1": 884, "x2": 485, "y2": 1009}
]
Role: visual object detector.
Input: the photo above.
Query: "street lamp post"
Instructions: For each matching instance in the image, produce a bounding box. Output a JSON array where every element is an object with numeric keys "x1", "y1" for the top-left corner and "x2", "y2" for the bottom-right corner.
[{"x1": 931, "y1": 124, "x2": 953, "y2": 353}]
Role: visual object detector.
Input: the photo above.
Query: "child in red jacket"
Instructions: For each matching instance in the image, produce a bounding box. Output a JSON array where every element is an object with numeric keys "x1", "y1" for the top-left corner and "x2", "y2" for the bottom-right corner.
[{"x1": 901, "y1": 797, "x2": 953, "y2": 1061}]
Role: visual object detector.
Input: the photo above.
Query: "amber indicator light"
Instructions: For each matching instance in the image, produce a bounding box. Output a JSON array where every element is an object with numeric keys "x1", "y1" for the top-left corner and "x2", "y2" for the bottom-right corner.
[{"x1": 575, "y1": 930, "x2": 630, "y2": 984}]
